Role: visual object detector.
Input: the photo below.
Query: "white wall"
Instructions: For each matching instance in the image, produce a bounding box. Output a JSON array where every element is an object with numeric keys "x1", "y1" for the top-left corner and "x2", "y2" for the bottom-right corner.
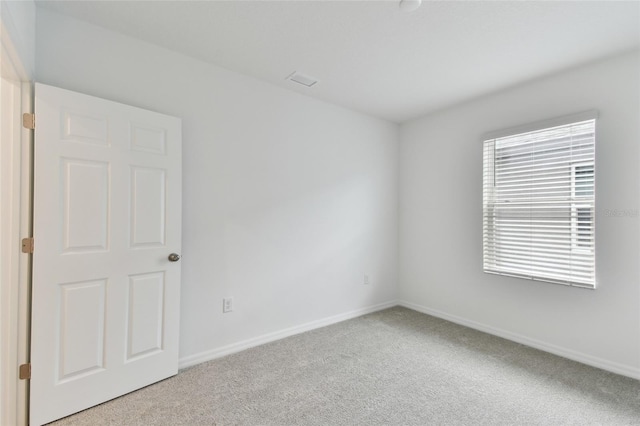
[
  {"x1": 1, "y1": 0, "x2": 35, "y2": 77},
  {"x1": 400, "y1": 51, "x2": 640, "y2": 378},
  {"x1": 35, "y1": 9, "x2": 399, "y2": 364}
]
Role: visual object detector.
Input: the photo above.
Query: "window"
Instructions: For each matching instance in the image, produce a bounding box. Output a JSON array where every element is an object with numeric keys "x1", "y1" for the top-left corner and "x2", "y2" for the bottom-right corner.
[{"x1": 483, "y1": 117, "x2": 596, "y2": 288}]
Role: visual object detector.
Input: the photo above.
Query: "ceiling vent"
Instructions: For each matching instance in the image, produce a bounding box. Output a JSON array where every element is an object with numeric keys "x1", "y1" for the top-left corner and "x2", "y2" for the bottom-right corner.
[{"x1": 286, "y1": 72, "x2": 318, "y2": 88}]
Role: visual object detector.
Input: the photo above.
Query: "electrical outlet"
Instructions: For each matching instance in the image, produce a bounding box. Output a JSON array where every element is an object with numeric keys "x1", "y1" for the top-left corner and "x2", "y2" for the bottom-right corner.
[
  {"x1": 364, "y1": 274, "x2": 370, "y2": 285},
  {"x1": 223, "y1": 297, "x2": 234, "y2": 313}
]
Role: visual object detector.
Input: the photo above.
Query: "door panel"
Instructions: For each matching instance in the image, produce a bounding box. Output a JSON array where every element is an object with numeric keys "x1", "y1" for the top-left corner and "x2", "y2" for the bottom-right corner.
[
  {"x1": 30, "y1": 83, "x2": 182, "y2": 426},
  {"x1": 130, "y1": 167, "x2": 166, "y2": 246},
  {"x1": 126, "y1": 272, "x2": 165, "y2": 360},
  {"x1": 62, "y1": 109, "x2": 109, "y2": 145},
  {"x1": 58, "y1": 279, "x2": 107, "y2": 382},
  {"x1": 61, "y1": 159, "x2": 110, "y2": 252}
]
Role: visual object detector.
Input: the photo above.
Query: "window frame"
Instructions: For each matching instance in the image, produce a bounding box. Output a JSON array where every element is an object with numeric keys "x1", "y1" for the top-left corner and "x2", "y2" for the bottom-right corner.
[{"x1": 482, "y1": 111, "x2": 598, "y2": 289}]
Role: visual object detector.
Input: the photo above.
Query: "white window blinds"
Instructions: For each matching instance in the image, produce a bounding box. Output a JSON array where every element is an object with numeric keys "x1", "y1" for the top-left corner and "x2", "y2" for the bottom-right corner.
[{"x1": 483, "y1": 118, "x2": 596, "y2": 288}]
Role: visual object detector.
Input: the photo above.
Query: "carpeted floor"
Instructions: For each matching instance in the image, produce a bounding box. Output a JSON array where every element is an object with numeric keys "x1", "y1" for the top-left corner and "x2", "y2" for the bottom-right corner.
[{"x1": 50, "y1": 307, "x2": 640, "y2": 425}]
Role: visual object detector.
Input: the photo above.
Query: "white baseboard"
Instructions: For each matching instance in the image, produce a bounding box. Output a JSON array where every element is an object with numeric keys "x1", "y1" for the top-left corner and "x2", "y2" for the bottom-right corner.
[
  {"x1": 178, "y1": 300, "x2": 398, "y2": 370},
  {"x1": 179, "y1": 299, "x2": 640, "y2": 380},
  {"x1": 398, "y1": 300, "x2": 640, "y2": 380}
]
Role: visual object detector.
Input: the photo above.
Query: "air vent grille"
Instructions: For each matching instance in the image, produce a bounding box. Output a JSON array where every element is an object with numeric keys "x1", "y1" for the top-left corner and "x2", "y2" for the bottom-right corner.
[{"x1": 286, "y1": 72, "x2": 318, "y2": 88}]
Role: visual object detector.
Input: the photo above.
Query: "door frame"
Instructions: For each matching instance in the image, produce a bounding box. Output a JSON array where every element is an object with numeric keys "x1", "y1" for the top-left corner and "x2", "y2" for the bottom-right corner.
[{"x1": 1, "y1": 19, "x2": 33, "y2": 426}]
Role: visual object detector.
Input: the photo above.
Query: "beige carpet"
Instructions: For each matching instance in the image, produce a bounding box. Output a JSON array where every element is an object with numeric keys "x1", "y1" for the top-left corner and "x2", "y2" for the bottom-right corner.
[{"x1": 50, "y1": 307, "x2": 640, "y2": 425}]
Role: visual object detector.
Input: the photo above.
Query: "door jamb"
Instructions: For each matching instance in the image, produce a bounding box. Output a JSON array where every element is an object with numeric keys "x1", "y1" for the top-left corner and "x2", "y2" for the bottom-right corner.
[{"x1": 1, "y1": 19, "x2": 33, "y2": 426}]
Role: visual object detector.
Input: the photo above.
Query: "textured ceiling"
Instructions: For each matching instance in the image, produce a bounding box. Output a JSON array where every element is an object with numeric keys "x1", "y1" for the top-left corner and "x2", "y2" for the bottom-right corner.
[{"x1": 36, "y1": 0, "x2": 640, "y2": 123}]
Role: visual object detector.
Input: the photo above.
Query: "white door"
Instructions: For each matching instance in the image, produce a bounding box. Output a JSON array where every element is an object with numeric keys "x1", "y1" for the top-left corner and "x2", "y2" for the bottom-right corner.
[{"x1": 30, "y1": 83, "x2": 182, "y2": 426}]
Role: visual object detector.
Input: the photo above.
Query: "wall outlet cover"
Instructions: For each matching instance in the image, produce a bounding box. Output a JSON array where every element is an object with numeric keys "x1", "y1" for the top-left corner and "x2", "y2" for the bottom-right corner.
[{"x1": 223, "y1": 297, "x2": 234, "y2": 313}]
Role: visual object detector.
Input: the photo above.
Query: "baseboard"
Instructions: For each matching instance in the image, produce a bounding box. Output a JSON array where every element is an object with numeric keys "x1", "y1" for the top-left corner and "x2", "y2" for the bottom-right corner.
[
  {"x1": 179, "y1": 299, "x2": 640, "y2": 380},
  {"x1": 178, "y1": 300, "x2": 398, "y2": 370},
  {"x1": 398, "y1": 300, "x2": 640, "y2": 380}
]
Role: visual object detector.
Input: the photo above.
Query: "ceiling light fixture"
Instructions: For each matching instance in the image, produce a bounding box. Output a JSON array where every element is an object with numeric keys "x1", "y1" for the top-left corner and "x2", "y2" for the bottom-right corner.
[{"x1": 399, "y1": 0, "x2": 422, "y2": 12}]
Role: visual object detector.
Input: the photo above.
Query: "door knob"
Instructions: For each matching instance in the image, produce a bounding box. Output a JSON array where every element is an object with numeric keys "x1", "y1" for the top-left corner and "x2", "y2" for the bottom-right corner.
[{"x1": 168, "y1": 253, "x2": 181, "y2": 262}]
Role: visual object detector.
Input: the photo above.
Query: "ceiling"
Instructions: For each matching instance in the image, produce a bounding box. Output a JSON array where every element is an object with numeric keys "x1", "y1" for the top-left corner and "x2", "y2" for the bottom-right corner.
[{"x1": 36, "y1": 0, "x2": 640, "y2": 123}]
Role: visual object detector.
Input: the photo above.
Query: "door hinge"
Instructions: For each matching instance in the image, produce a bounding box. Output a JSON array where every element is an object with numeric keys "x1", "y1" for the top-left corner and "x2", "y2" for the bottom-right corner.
[
  {"x1": 21, "y1": 237, "x2": 34, "y2": 254},
  {"x1": 19, "y1": 363, "x2": 31, "y2": 380},
  {"x1": 22, "y1": 113, "x2": 35, "y2": 130}
]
